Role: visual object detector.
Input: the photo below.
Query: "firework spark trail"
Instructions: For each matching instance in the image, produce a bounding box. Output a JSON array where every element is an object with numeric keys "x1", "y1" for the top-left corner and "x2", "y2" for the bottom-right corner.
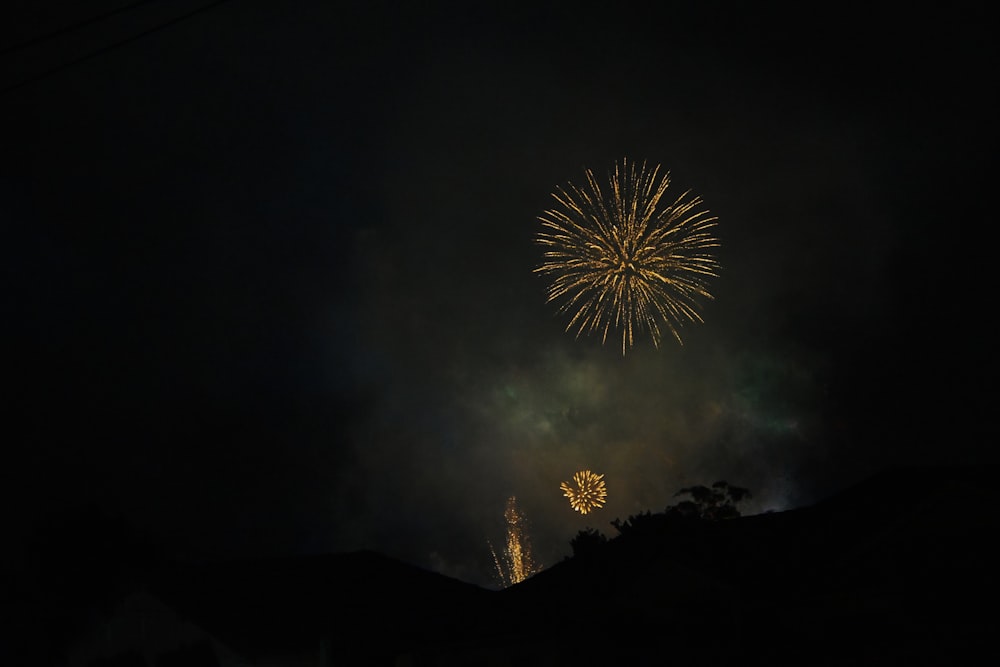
[
  {"x1": 560, "y1": 470, "x2": 608, "y2": 514},
  {"x1": 535, "y1": 158, "x2": 720, "y2": 354},
  {"x1": 490, "y1": 496, "x2": 540, "y2": 587}
]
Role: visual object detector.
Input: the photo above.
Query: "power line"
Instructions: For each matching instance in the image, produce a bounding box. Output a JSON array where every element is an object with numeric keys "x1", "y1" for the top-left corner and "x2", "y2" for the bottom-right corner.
[
  {"x1": 1, "y1": 0, "x2": 160, "y2": 57},
  {"x1": 2, "y1": 0, "x2": 234, "y2": 96}
]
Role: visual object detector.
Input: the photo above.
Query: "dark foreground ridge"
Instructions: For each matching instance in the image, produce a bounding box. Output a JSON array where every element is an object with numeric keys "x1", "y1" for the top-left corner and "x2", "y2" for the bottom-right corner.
[{"x1": 8, "y1": 464, "x2": 999, "y2": 666}]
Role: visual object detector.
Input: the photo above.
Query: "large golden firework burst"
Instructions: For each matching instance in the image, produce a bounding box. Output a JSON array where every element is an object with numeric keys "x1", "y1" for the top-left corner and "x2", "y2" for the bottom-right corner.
[
  {"x1": 560, "y1": 470, "x2": 608, "y2": 515},
  {"x1": 535, "y1": 158, "x2": 720, "y2": 354}
]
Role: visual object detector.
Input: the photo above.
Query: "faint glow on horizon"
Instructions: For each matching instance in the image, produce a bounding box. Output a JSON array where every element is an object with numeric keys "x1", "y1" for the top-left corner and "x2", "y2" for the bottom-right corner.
[
  {"x1": 560, "y1": 470, "x2": 608, "y2": 514},
  {"x1": 490, "y1": 496, "x2": 540, "y2": 588},
  {"x1": 535, "y1": 158, "x2": 720, "y2": 354}
]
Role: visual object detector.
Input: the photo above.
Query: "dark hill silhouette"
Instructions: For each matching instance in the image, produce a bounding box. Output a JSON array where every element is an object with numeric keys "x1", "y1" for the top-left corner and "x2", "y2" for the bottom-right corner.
[
  {"x1": 13, "y1": 464, "x2": 999, "y2": 666},
  {"x1": 500, "y1": 464, "x2": 1000, "y2": 665},
  {"x1": 145, "y1": 549, "x2": 498, "y2": 664}
]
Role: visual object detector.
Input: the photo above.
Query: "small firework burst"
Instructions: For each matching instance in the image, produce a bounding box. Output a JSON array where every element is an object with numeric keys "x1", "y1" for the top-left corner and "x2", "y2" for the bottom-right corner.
[
  {"x1": 535, "y1": 158, "x2": 720, "y2": 354},
  {"x1": 560, "y1": 470, "x2": 608, "y2": 514},
  {"x1": 489, "y1": 496, "x2": 540, "y2": 588}
]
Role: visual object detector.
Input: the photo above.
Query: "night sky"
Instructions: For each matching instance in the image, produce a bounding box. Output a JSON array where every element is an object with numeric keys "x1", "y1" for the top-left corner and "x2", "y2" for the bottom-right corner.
[{"x1": 5, "y1": 1, "x2": 998, "y2": 588}]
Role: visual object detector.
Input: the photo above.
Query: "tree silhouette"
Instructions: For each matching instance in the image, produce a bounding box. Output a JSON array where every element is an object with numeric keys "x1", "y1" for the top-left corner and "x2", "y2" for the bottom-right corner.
[
  {"x1": 608, "y1": 481, "x2": 752, "y2": 538},
  {"x1": 610, "y1": 511, "x2": 672, "y2": 536},
  {"x1": 667, "y1": 480, "x2": 751, "y2": 520},
  {"x1": 569, "y1": 527, "x2": 608, "y2": 557},
  {"x1": 572, "y1": 482, "x2": 753, "y2": 556}
]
